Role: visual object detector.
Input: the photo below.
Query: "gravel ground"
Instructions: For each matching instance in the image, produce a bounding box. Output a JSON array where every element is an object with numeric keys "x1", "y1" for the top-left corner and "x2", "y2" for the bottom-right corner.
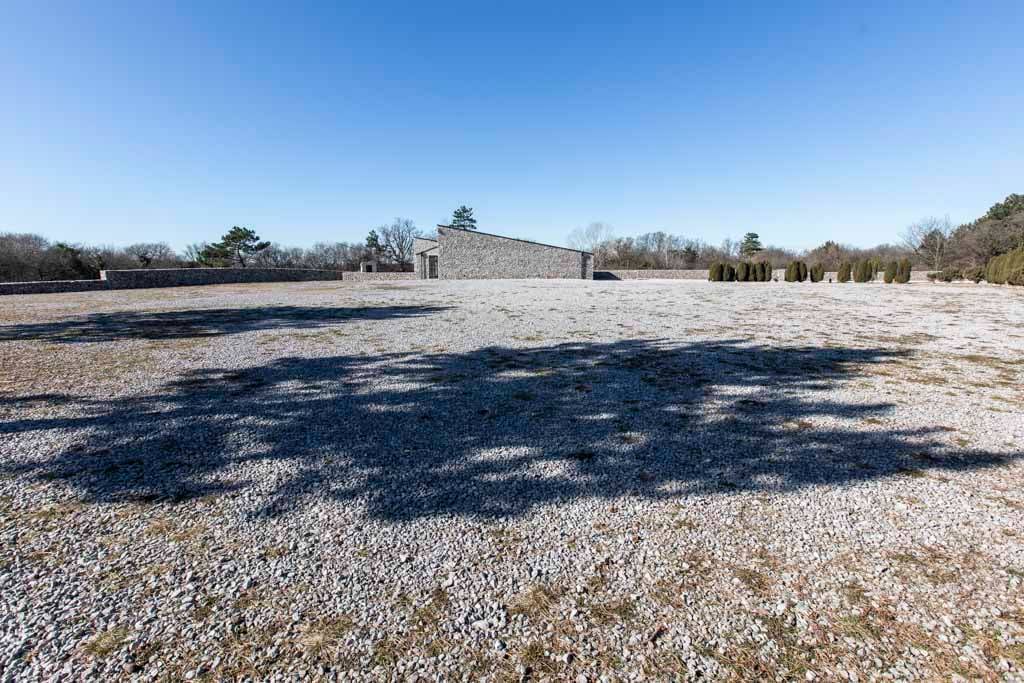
[{"x1": 1, "y1": 278, "x2": 1023, "y2": 682}]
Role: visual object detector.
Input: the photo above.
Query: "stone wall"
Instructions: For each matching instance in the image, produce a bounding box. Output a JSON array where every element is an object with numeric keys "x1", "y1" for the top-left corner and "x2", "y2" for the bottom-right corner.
[
  {"x1": 0, "y1": 268, "x2": 349, "y2": 296},
  {"x1": 102, "y1": 267, "x2": 346, "y2": 289},
  {"x1": 596, "y1": 269, "x2": 936, "y2": 282},
  {"x1": 340, "y1": 272, "x2": 418, "y2": 282},
  {"x1": 595, "y1": 270, "x2": 708, "y2": 280},
  {"x1": 0, "y1": 279, "x2": 110, "y2": 296},
  {"x1": 438, "y1": 227, "x2": 591, "y2": 280}
]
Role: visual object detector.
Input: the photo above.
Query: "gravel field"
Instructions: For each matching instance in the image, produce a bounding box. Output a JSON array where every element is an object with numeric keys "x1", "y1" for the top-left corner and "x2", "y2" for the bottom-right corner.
[{"x1": 1, "y1": 278, "x2": 1023, "y2": 682}]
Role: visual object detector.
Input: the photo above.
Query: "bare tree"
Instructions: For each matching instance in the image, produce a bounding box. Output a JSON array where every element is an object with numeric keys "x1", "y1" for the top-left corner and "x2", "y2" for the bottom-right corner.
[
  {"x1": 902, "y1": 215, "x2": 954, "y2": 271},
  {"x1": 124, "y1": 242, "x2": 178, "y2": 268},
  {"x1": 375, "y1": 218, "x2": 421, "y2": 266},
  {"x1": 0, "y1": 233, "x2": 50, "y2": 281},
  {"x1": 567, "y1": 222, "x2": 614, "y2": 254}
]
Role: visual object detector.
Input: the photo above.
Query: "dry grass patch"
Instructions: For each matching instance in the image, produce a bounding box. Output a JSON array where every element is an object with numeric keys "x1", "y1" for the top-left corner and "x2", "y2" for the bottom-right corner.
[
  {"x1": 83, "y1": 627, "x2": 129, "y2": 659},
  {"x1": 297, "y1": 615, "x2": 354, "y2": 660},
  {"x1": 510, "y1": 583, "x2": 563, "y2": 621}
]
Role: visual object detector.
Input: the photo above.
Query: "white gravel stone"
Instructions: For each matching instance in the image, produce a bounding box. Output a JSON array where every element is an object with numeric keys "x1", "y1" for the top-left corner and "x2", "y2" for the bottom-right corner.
[{"x1": 0, "y1": 279, "x2": 1022, "y2": 680}]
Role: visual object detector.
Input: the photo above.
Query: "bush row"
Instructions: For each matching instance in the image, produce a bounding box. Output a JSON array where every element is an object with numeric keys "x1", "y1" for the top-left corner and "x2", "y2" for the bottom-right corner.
[
  {"x1": 708, "y1": 261, "x2": 773, "y2": 282},
  {"x1": 708, "y1": 258, "x2": 916, "y2": 284},
  {"x1": 986, "y1": 246, "x2": 1024, "y2": 285}
]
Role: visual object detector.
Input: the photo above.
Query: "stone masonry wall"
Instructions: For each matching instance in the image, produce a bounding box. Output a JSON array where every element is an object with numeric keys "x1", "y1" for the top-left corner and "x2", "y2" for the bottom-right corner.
[
  {"x1": 0, "y1": 268, "x2": 349, "y2": 296},
  {"x1": 341, "y1": 272, "x2": 418, "y2": 282},
  {"x1": 595, "y1": 270, "x2": 708, "y2": 280},
  {"x1": 438, "y1": 227, "x2": 591, "y2": 280},
  {"x1": 0, "y1": 279, "x2": 111, "y2": 296},
  {"x1": 102, "y1": 268, "x2": 346, "y2": 289},
  {"x1": 596, "y1": 269, "x2": 936, "y2": 282}
]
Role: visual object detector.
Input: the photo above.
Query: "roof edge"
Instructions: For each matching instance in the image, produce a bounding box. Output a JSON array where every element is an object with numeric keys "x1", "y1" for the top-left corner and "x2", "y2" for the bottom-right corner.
[{"x1": 435, "y1": 225, "x2": 592, "y2": 255}]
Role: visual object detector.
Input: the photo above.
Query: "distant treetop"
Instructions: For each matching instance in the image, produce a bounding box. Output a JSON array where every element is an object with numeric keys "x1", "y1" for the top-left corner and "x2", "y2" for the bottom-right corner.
[
  {"x1": 739, "y1": 232, "x2": 763, "y2": 257},
  {"x1": 983, "y1": 194, "x2": 1024, "y2": 221},
  {"x1": 200, "y1": 226, "x2": 270, "y2": 268},
  {"x1": 450, "y1": 205, "x2": 477, "y2": 230}
]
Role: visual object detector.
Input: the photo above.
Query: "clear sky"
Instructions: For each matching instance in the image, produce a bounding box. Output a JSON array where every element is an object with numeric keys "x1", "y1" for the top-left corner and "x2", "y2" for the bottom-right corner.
[{"x1": 2, "y1": 1, "x2": 1022, "y2": 252}]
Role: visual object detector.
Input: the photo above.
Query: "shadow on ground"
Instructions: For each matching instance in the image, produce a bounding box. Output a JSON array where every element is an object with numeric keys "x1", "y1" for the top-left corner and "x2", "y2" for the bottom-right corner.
[
  {"x1": 0, "y1": 305, "x2": 448, "y2": 342},
  {"x1": 1, "y1": 339, "x2": 1015, "y2": 520}
]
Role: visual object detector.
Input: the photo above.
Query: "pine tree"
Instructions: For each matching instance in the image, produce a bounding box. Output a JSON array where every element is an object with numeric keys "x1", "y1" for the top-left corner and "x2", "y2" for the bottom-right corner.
[
  {"x1": 739, "y1": 232, "x2": 763, "y2": 258},
  {"x1": 837, "y1": 262, "x2": 851, "y2": 283},
  {"x1": 199, "y1": 226, "x2": 271, "y2": 268},
  {"x1": 450, "y1": 205, "x2": 477, "y2": 230}
]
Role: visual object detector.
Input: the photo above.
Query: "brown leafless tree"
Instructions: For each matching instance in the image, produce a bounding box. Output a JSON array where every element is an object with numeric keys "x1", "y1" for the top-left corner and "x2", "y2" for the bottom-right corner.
[
  {"x1": 376, "y1": 218, "x2": 421, "y2": 266},
  {"x1": 902, "y1": 215, "x2": 954, "y2": 272}
]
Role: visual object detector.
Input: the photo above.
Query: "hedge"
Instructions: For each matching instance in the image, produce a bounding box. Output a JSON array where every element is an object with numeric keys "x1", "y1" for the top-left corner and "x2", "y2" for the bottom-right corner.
[
  {"x1": 837, "y1": 262, "x2": 851, "y2": 283},
  {"x1": 987, "y1": 246, "x2": 1024, "y2": 285}
]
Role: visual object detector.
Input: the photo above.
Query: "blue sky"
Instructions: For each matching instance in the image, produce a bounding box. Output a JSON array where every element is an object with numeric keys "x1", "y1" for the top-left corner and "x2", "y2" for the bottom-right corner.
[{"x1": 2, "y1": 1, "x2": 1022, "y2": 252}]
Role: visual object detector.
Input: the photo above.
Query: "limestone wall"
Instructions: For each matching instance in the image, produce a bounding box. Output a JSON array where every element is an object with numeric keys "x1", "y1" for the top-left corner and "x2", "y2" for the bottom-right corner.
[
  {"x1": 340, "y1": 272, "x2": 418, "y2": 282},
  {"x1": 0, "y1": 279, "x2": 110, "y2": 296},
  {"x1": 102, "y1": 268, "x2": 346, "y2": 289}
]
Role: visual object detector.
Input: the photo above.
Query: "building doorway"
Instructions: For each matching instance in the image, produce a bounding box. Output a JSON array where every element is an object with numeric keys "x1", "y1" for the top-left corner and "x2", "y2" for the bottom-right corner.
[{"x1": 428, "y1": 255, "x2": 438, "y2": 279}]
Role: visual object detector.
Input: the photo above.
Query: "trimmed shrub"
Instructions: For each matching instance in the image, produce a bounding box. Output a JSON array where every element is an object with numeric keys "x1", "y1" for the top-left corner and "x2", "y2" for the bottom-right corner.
[
  {"x1": 853, "y1": 260, "x2": 873, "y2": 283},
  {"x1": 883, "y1": 261, "x2": 897, "y2": 284},
  {"x1": 933, "y1": 268, "x2": 964, "y2": 282},
  {"x1": 723, "y1": 263, "x2": 736, "y2": 282},
  {"x1": 870, "y1": 259, "x2": 881, "y2": 279},
  {"x1": 963, "y1": 266, "x2": 986, "y2": 283},
  {"x1": 809, "y1": 262, "x2": 825, "y2": 283},
  {"x1": 895, "y1": 258, "x2": 912, "y2": 284},
  {"x1": 736, "y1": 262, "x2": 750, "y2": 282},
  {"x1": 837, "y1": 262, "x2": 851, "y2": 283},
  {"x1": 785, "y1": 261, "x2": 807, "y2": 282},
  {"x1": 709, "y1": 262, "x2": 723, "y2": 281}
]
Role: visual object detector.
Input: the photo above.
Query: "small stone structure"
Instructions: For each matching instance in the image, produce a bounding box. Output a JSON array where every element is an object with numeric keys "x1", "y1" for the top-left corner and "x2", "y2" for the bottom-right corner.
[{"x1": 414, "y1": 227, "x2": 592, "y2": 280}]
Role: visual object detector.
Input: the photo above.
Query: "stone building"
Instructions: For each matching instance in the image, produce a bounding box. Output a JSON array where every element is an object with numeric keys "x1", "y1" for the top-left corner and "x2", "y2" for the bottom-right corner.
[{"x1": 413, "y1": 226, "x2": 592, "y2": 280}]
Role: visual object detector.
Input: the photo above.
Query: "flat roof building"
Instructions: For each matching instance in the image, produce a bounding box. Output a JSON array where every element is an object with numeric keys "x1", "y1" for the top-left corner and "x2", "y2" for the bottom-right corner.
[{"x1": 413, "y1": 226, "x2": 593, "y2": 280}]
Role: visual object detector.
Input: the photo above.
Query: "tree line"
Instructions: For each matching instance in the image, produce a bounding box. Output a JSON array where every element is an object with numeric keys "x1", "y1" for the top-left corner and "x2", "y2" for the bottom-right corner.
[{"x1": 568, "y1": 223, "x2": 910, "y2": 271}]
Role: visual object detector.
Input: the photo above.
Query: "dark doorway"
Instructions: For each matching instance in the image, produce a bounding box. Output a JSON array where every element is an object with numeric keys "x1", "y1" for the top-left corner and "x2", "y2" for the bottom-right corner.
[{"x1": 428, "y1": 255, "x2": 438, "y2": 279}]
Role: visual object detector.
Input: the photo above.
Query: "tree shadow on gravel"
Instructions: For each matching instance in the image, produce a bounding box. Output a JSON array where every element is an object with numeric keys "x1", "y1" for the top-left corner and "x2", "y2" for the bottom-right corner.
[
  {"x1": 0, "y1": 305, "x2": 449, "y2": 343},
  {"x1": 1, "y1": 339, "x2": 1017, "y2": 520}
]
